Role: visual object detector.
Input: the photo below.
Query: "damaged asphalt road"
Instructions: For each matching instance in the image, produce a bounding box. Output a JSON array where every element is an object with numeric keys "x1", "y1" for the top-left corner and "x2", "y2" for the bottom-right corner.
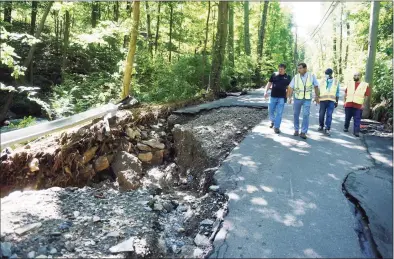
[
  {"x1": 211, "y1": 91, "x2": 392, "y2": 258},
  {"x1": 343, "y1": 135, "x2": 393, "y2": 258}
]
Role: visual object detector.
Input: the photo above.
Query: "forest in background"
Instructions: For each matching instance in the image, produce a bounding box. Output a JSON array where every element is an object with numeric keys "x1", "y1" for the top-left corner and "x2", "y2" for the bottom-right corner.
[{"x1": 0, "y1": 1, "x2": 392, "y2": 128}]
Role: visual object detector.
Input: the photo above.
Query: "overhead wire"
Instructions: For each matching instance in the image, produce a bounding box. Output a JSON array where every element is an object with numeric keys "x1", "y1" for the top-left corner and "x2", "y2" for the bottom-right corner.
[{"x1": 298, "y1": 2, "x2": 339, "y2": 49}]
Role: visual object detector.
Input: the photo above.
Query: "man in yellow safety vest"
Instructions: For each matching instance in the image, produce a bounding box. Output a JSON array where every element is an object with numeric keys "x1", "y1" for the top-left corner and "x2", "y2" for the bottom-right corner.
[
  {"x1": 318, "y1": 68, "x2": 340, "y2": 136},
  {"x1": 344, "y1": 72, "x2": 371, "y2": 137},
  {"x1": 288, "y1": 63, "x2": 320, "y2": 139}
]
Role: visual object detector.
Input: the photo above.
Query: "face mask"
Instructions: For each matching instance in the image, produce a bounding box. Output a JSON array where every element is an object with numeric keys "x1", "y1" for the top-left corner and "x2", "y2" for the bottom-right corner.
[{"x1": 325, "y1": 74, "x2": 330, "y2": 79}]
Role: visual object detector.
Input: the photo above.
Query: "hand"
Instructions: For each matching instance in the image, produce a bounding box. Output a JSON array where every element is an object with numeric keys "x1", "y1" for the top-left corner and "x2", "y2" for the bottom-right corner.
[
  {"x1": 264, "y1": 93, "x2": 269, "y2": 99},
  {"x1": 315, "y1": 97, "x2": 320, "y2": 104},
  {"x1": 334, "y1": 102, "x2": 338, "y2": 108},
  {"x1": 288, "y1": 98, "x2": 292, "y2": 104},
  {"x1": 361, "y1": 105, "x2": 365, "y2": 110}
]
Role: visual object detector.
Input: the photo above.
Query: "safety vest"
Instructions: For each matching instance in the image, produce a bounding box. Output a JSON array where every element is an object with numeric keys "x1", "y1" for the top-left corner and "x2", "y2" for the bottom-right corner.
[
  {"x1": 346, "y1": 81, "x2": 368, "y2": 104},
  {"x1": 294, "y1": 73, "x2": 314, "y2": 99},
  {"x1": 319, "y1": 78, "x2": 338, "y2": 102}
]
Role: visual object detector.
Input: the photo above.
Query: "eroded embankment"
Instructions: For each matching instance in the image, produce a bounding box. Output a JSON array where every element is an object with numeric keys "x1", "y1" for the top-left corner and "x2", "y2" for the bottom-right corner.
[{"x1": 0, "y1": 103, "x2": 267, "y2": 258}]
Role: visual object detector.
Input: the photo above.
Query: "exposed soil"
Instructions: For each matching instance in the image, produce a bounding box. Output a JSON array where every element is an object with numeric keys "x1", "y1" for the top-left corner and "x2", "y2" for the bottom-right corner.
[{"x1": 0, "y1": 104, "x2": 267, "y2": 259}]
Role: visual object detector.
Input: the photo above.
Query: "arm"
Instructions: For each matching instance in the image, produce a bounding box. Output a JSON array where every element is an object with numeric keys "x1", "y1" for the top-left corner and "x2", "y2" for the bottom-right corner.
[
  {"x1": 287, "y1": 78, "x2": 295, "y2": 104},
  {"x1": 335, "y1": 82, "x2": 340, "y2": 107},
  {"x1": 312, "y1": 75, "x2": 320, "y2": 103},
  {"x1": 264, "y1": 82, "x2": 272, "y2": 98}
]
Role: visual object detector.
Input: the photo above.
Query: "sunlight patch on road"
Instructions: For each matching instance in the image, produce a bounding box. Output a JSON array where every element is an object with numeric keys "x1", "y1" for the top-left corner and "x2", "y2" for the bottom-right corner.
[{"x1": 251, "y1": 197, "x2": 268, "y2": 206}]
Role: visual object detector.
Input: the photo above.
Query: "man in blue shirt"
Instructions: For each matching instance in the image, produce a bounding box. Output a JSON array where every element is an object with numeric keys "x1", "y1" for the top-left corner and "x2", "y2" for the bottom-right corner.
[
  {"x1": 287, "y1": 63, "x2": 320, "y2": 139},
  {"x1": 318, "y1": 68, "x2": 340, "y2": 136}
]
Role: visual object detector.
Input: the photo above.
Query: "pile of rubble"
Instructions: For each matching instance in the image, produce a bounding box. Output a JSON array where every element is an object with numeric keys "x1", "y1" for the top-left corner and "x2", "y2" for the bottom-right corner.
[{"x1": 1, "y1": 104, "x2": 267, "y2": 258}]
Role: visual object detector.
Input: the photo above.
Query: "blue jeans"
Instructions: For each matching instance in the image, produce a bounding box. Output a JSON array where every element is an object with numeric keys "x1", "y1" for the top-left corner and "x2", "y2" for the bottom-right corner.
[
  {"x1": 344, "y1": 107, "x2": 362, "y2": 133},
  {"x1": 269, "y1": 97, "x2": 285, "y2": 129},
  {"x1": 293, "y1": 99, "x2": 311, "y2": 133},
  {"x1": 319, "y1": 100, "x2": 335, "y2": 130}
]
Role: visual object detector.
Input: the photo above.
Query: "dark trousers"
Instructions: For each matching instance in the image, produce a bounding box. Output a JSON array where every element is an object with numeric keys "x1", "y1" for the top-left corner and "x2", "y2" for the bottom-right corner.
[
  {"x1": 344, "y1": 107, "x2": 362, "y2": 133},
  {"x1": 319, "y1": 100, "x2": 335, "y2": 130}
]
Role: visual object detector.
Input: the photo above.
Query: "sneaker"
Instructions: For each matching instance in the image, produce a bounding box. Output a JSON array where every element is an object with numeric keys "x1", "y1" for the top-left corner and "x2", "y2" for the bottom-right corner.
[
  {"x1": 300, "y1": 133, "x2": 307, "y2": 139},
  {"x1": 325, "y1": 129, "x2": 331, "y2": 136},
  {"x1": 343, "y1": 128, "x2": 349, "y2": 132},
  {"x1": 354, "y1": 132, "x2": 360, "y2": 137},
  {"x1": 274, "y1": 128, "x2": 280, "y2": 134},
  {"x1": 293, "y1": 131, "x2": 299, "y2": 136},
  {"x1": 270, "y1": 122, "x2": 274, "y2": 128},
  {"x1": 318, "y1": 126, "x2": 324, "y2": 131}
]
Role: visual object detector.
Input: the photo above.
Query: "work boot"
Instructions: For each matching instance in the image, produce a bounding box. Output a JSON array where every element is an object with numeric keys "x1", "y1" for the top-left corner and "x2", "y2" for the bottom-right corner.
[
  {"x1": 274, "y1": 128, "x2": 280, "y2": 134},
  {"x1": 300, "y1": 133, "x2": 307, "y2": 139},
  {"x1": 354, "y1": 132, "x2": 360, "y2": 137},
  {"x1": 343, "y1": 128, "x2": 349, "y2": 132},
  {"x1": 318, "y1": 126, "x2": 324, "y2": 131},
  {"x1": 270, "y1": 122, "x2": 274, "y2": 128},
  {"x1": 325, "y1": 129, "x2": 331, "y2": 136},
  {"x1": 293, "y1": 131, "x2": 299, "y2": 136}
]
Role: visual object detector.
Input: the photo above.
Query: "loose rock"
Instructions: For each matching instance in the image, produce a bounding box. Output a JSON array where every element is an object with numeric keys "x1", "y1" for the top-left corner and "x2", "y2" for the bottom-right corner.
[
  {"x1": 138, "y1": 152, "x2": 153, "y2": 162},
  {"x1": 15, "y1": 222, "x2": 42, "y2": 235},
  {"x1": 194, "y1": 233, "x2": 210, "y2": 247},
  {"x1": 94, "y1": 156, "x2": 110, "y2": 172},
  {"x1": 137, "y1": 143, "x2": 152, "y2": 152},
  {"x1": 109, "y1": 237, "x2": 135, "y2": 253},
  {"x1": 1, "y1": 242, "x2": 12, "y2": 258},
  {"x1": 142, "y1": 140, "x2": 165, "y2": 150}
]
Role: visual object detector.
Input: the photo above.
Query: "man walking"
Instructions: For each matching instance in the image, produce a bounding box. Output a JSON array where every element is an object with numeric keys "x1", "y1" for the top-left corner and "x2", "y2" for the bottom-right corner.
[
  {"x1": 287, "y1": 63, "x2": 319, "y2": 139},
  {"x1": 344, "y1": 72, "x2": 370, "y2": 137},
  {"x1": 318, "y1": 68, "x2": 340, "y2": 136},
  {"x1": 264, "y1": 64, "x2": 291, "y2": 134}
]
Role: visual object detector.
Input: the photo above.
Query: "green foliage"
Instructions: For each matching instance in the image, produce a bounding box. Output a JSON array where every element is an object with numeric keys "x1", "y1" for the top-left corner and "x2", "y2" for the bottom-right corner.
[
  {"x1": 372, "y1": 56, "x2": 393, "y2": 105},
  {"x1": 9, "y1": 116, "x2": 36, "y2": 129}
]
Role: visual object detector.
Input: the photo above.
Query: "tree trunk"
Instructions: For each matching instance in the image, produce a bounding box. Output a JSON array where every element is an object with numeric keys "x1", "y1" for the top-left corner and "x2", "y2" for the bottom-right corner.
[
  {"x1": 293, "y1": 26, "x2": 298, "y2": 76},
  {"x1": 338, "y1": 3, "x2": 343, "y2": 81},
  {"x1": 54, "y1": 11, "x2": 59, "y2": 54},
  {"x1": 228, "y1": 2, "x2": 234, "y2": 67},
  {"x1": 154, "y1": 2, "x2": 161, "y2": 53},
  {"x1": 23, "y1": 2, "x2": 53, "y2": 69},
  {"x1": 363, "y1": 1, "x2": 380, "y2": 118},
  {"x1": 344, "y1": 11, "x2": 350, "y2": 69},
  {"x1": 62, "y1": 10, "x2": 71, "y2": 71},
  {"x1": 114, "y1": 1, "x2": 119, "y2": 22},
  {"x1": 146, "y1": 2, "x2": 152, "y2": 56},
  {"x1": 256, "y1": 1, "x2": 269, "y2": 87},
  {"x1": 122, "y1": 1, "x2": 140, "y2": 99},
  {"x1": 0, "y1": 92, "x2": 14, "y2": 124},
  {"x1": 126, "y1": 1, "x2": 131, "y2": 11},
  {"x1": 169, "y1": 3, "x2": 174, "y2": 62},
  {"x1": 257, "y1": 1, "x2": 269, "y2": 59},
  {"x1": 243, "y1": 1, "x2": 251, "y2": 55},
  {"x1": 209, "y1": 1, "x2": 229, "y2": 97},
  {"x1": 332, "y1": 16, "x2": 338, "y2": 75},
  {"x1": 201, "y1": 1, "x2": 211, "y2": 87},
  {"x1": 30, "y1": 1, "x2": 38, "y2": 35},
  {"x1": 4, "y1": 2, "x2": 12, "y2": 23},
  {"x1": 92, "y1": 1, "x2": 99, "y2": 28}
]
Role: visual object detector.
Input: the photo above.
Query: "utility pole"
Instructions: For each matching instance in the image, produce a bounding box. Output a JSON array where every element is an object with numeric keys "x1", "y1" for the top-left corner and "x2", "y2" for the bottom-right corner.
[
  {"x1": 363, "y1": 1, "x2": 380, "y2": 119},
  {"x1": 293, "y1": 26, "x2": 298, "y2": 76}
]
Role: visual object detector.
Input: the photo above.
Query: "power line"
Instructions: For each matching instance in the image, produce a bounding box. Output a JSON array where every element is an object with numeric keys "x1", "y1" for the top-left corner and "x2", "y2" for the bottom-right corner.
[
  {"x1": 299, "y1": 2, "x2": 339, "y2": 49},
  {"x1": 304, "y1": 2, "x2": 334, "y2": 41}
]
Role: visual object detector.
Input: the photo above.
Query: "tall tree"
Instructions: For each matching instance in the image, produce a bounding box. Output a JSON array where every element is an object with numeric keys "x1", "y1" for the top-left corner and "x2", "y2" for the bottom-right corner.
[
  {"x1": 363, "y1": 1, "x2": 381, "y2": 118},
  {"x1": 3, "y1": 2, "x2": 12, "y2": 23},
  {"x1": 243, "y1": 1, "x2": 251, "y2": 55},
  {"x1": 338, "y1": 3, "x2": 343, "y2": 81},
  {"x1": 202, "y1": 1, "x2": 211, "y2": 86},
  {"x1": 169, "y1": 3, "x2": 174, "y2": 62},
  {"x1": 210, "y1": 1, "x2": 229, "y2": 97},
  {"x1": 122, "y1": 1, "x2": 140, "y2": 98},
  {"x1": 30, "y1": 1, "x2": 38, "y2": 35},
  {"x1": 62, "y1": 10, "x2": 71, "y2": 71},
  {"x1": 145, "y1": 2, "x2": 152, "y2": 56},
  {"x1": 344, "y1": 10, "x2": 350, "y2": 69},
  {"x1": 113, "y1": 1, "x2": 119, "y2": 22},
  {"x1": 227, "y1": 2, "x2": 234, "y2": 67},
  {"x1": 154, "y1": 2, "x2": 161, "y2": 53},
  {"x1": 256, "y1": 1, "x2": 269, "y2": 86},
  {"x1": 257, "y1": 1, "x2": 269, "y2": 59},
  {"x1": 23, "y1": 2, "x2": 54, "y2": 69},
  {"x1": 332, "y1": 16, "x2": 338, "y2": 75},
  {"x1": 91, "y1": 2, "x2": 99, "y2": 28}
]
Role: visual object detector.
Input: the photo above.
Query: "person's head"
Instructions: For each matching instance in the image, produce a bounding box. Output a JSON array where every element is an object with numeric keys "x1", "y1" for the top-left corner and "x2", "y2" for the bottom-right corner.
[
  {"x1": 278, "y1": 64, "x2": 286, "y2": 75},
  {"x1": 325, "y1": 68, "x2": 333, "y2": 79},
  {"x1": 353, "y1": 71, "x2": 362, "y2": 82},
  {"x1": 297, "y1": 63, "x2": 307, "y2": 75}
]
